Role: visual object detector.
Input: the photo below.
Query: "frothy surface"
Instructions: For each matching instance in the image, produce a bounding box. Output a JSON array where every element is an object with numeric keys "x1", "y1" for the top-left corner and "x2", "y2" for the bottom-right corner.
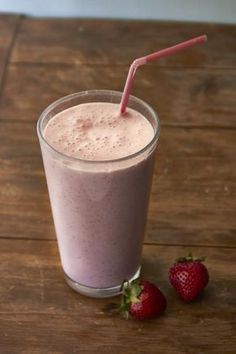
[{"x1": 44, "y1": 102, "x2": 154, "y2": 161}]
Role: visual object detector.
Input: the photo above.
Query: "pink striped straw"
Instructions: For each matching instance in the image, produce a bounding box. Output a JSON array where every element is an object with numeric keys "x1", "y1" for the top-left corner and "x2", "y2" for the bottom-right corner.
[{"x1": 119, "y1": 35, "x2": 207, "y2": 114}]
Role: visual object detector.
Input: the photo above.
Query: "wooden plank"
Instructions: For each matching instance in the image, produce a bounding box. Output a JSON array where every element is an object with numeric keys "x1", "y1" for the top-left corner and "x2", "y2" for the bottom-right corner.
[
  {"x1": 11, "y1": 19, "x2": 236, "y2": 69},
  {"x1": 0, "y1": 239, "x2": 235, "y2": 353},
  {"x1": 0, "y1": 15, "x2": 20, "y2": 82},
  {"x1": 0, "y1": 64, "x2": 235, "y2": 128},
  {"x1": 0, "y1": 121, "x2": 235, "y2": 247}
]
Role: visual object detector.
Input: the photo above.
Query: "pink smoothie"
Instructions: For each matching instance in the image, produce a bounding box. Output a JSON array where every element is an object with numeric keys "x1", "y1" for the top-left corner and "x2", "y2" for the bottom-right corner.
[{"x1": 42, "y1": 102, "x2": 155, "y2": 288}]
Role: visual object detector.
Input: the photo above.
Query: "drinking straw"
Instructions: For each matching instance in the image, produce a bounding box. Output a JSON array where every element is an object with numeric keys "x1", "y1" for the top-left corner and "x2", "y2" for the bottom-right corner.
[{"x1": 119, "y1": 35, "x2": 207, "y2": 114}]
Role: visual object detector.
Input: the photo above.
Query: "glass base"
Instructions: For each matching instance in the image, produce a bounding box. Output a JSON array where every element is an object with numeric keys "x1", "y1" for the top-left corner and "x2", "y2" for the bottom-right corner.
[{"x1": 64, "y1": 266, "x2": 141, "y2": 298}]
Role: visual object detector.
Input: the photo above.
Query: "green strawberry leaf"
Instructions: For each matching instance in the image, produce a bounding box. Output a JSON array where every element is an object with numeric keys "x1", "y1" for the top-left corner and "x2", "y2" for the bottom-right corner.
[
  {"x1": 175, "y1": 253, "x2": 206, "y2": 263},
  {"x1": 119, "y1": 279, "x2": 142, "y2": 313}
]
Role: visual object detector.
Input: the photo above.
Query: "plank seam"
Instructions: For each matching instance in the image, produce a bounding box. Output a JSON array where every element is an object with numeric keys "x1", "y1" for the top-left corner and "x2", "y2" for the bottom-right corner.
[
  {"x1": 0, "y1": 15, "x2": 23, "y2": 100},
  {"x1": 7, "y1": 61, "x2": 236, "y2": 70},
  {"x1": 0, "y1": 236, "x2": 235, "y2": 249}
]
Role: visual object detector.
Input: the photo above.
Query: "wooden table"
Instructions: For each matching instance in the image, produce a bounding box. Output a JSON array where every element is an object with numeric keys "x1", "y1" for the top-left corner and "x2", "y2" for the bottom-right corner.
[{"x1": 0, "y1": 15, "x2": 235, "y2": 353}]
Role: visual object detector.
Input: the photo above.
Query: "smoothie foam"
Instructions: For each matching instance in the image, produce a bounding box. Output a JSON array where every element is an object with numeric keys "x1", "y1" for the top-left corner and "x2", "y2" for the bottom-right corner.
[{"x1": 44, "y1": 102, "x2": 154, "y2": 161}]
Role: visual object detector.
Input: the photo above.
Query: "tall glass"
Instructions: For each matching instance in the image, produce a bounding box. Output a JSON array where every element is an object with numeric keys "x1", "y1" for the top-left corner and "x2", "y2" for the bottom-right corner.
[{"x1": 37, "y1": 90, "x2": 160, "y2": 298}]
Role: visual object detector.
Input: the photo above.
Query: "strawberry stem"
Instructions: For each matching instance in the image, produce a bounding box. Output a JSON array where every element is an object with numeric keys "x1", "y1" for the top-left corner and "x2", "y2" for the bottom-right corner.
[
  {"x1": 175, "y1": 253, "x2": 206, "y2": 263},
  {"x1": 119, "y1": 279, "x2": 142, "y2": 314}
]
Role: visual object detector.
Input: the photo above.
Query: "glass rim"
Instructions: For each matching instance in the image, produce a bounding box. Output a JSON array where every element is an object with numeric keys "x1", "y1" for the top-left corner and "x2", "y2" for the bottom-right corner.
[{"x1": 37, "y1": 90, "x2": 160, "y2": 164}]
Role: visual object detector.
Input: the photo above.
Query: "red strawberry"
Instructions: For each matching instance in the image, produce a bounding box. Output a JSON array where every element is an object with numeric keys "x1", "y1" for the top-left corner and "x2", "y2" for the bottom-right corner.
[
  {"x1": 169, "y1": 253, "x2": 209, "y2": 302},
  {"x1": 120, "y1": 279, "x2": 167, "y2": 320}
]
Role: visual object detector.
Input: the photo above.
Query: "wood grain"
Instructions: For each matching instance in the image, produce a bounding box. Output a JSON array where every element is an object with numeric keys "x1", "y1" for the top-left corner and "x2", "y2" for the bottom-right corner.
[
  {"x1": 0, "y1": 121, "x2": 235, "y2": 247},
  {"x1": 0, "y1": 17, "x2": 236, "y2": 354},
  {"x1": 0, "y1": 239, "x2": 235, "y2": 354},
  {"x1": 11, "y1": 19, "x2": 236, "y2": 69},
  {"x1": 0, "y1": 15, "x2": 19, "y2": 83},
  {"x1": 0, "y1": 64, "x2": 235, "y2": 128}
]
